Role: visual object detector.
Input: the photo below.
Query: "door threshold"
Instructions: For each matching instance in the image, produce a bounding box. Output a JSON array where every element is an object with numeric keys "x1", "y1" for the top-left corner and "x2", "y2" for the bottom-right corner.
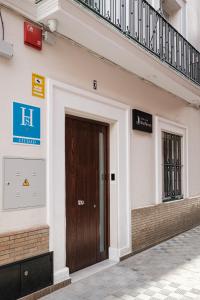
[{"x1": 70, "y1": 260, "x2": 117, "y2": 283}]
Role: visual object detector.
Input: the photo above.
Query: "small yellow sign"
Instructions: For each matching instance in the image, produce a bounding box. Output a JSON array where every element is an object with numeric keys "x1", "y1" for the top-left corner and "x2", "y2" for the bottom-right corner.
[{"x1": 32, "y1": 73, "x2": 45, "y2": 99}]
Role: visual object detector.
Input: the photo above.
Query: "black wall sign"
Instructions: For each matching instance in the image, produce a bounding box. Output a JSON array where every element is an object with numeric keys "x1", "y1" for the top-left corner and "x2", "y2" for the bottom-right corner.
[{"x1": 132, "y1": 109, "x2": 153, "y2": 133}]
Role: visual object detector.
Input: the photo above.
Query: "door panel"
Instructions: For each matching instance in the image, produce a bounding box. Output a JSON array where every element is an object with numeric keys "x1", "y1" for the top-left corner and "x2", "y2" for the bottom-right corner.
[
  {"x1": 0, "y1": 264, "x2": 20, "y2": 300},
  {"x1": 21, "y1": 254, "x2": 53, "y2": 297},
  {"x1": 65, "y1": 116, "x2": 109, "y2": 273}
]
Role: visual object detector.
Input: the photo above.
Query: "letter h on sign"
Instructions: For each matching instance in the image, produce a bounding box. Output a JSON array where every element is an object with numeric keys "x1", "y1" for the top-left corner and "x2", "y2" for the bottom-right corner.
[
  {"x1": 21, "y1": 107, "x2": 34, "y2": 127},
  {"x1": 13, "y1": 102, "x2": 40, "y2": 145}
]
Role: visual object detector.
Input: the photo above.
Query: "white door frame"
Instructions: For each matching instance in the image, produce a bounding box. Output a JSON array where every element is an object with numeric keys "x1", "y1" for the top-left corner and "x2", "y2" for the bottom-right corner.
[{"x1": 46, "y1": 79, "x2": 131, "y2": 283}]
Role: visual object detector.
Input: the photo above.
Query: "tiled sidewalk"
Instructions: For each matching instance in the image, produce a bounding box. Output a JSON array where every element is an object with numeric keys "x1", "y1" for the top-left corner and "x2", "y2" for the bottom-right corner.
[{"x1": 42, "y1": 226, "x2": 200, "y2": 300}]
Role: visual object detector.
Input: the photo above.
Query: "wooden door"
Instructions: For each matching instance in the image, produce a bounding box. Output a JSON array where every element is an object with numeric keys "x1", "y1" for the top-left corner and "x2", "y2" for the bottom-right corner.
[{"x1": 65, "y1": 115, "x2": 109, "y2": 273}]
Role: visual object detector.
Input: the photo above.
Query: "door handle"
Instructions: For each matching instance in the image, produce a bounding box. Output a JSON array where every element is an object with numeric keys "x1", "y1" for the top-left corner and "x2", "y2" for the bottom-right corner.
[{"x1": 78, "y1": 200, "x2": 85, "y2": 206}]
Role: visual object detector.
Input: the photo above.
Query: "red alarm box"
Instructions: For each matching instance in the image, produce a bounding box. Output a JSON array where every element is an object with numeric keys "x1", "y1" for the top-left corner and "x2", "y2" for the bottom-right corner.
[{"x1": 24, "y1": 22, "x2": 42, "y2": 50}]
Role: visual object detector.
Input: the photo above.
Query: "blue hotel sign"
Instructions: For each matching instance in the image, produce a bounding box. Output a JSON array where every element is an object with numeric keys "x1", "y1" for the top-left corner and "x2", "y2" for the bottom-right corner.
[{"x1": 13, "y1": 102, "x2": 41, "y2": 145}]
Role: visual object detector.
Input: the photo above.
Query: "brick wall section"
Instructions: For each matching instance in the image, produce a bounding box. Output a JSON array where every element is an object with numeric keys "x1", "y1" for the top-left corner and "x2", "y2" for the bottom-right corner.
[
  {"x1": 132, "y1": 197, "x2": 200, "y2": 253},
  {"x1": 0, "y1": 226, "x2": 49, "y2": 266}
]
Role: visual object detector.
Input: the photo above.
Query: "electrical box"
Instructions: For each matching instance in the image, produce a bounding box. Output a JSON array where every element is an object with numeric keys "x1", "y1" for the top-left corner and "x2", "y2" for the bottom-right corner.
[
  {"x1": 24, "y1": 22, "x2": 42, "y2": 50},
  {"x1": 0, "y1": 252, "x2": 53, "y2": 300},
  {"x1": 3, "y1": 158, "x2": 46, "y2": 210}
]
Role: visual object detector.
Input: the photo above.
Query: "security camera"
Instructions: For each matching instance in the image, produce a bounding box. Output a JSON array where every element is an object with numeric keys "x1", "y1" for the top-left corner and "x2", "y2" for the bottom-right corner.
[{"x1": 47, "y1": 19, "x2": 57, "y2": 32}]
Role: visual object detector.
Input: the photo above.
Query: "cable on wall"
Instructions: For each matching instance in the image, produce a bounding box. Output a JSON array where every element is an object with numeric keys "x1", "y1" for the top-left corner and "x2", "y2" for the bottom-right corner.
[{"x1": 0, "y1": 9, "x2": 5, "y2": 40}]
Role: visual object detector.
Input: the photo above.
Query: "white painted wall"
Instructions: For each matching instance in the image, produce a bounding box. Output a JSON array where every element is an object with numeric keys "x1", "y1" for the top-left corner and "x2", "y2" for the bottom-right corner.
[
  {"x1": 150, "y1": 0, "x2": 200, "y2": 51},
  {"x1": 162, "y1": 0, "x2": 200, "y2": 51},
  {"x1": 186, "y1": 0, "x2": 200, "y2": 51},
  {"x1": 0, "y1": 6, "x2": 200, "y2": 235}
]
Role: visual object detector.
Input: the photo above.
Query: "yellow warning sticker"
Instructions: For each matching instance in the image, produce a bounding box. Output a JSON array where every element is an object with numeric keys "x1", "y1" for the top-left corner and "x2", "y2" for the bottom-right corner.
[
  {"x1": 23, "y1": 178, "x2": 30, "y2": 187},
  {"x1": 32, "y1": 73, "x2": 45, "y2": 99}
]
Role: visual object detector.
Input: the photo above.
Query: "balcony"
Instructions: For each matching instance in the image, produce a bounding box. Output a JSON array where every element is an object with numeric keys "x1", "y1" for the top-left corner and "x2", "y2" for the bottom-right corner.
[
  {"x1": 67, "y1": 0, "x2": 200, "y2": 86},
  {"x1": 35, "y1": 0, "x2": 200, "y2": 103}
]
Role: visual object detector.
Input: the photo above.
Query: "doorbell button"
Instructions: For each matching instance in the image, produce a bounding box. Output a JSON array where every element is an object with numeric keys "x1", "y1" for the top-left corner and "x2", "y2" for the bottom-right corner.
[{"x1": 111, "y1": 173, "x2": 115, "y2": 181}]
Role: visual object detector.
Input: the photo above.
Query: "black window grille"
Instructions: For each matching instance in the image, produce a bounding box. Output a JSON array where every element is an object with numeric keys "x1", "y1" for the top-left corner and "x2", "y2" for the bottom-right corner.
[{"x1": 162, "y1": 132, "x2": 183, "y2": 202}]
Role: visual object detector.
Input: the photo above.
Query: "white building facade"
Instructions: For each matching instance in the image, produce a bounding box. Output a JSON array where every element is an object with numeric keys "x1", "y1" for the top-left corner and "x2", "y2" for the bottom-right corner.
[{"x1": 1, "y1": 0, "x2": 200, "y2": 298}]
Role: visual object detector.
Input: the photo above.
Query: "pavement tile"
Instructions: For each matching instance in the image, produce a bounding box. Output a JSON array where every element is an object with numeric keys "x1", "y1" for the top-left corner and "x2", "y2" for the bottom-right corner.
[
  {"x1": 169, "y1": 282, "x2": 180, "y2": 288},
  {"x1": 151, "y1": 294, "x2": 168, "y2": 299},
  {"x1": 41, "y1": 226, "x2": 200, "y2": 300},
  {"x1": 144, "y1": 289, "x2": 157, "y2": 296},
  {"x1": 159, "y1": 289, "x2": 172, "y2": 296},
  {"x1": 104, "y1": 296, "x2": 119, "y2": 300},
  {"x1": 183, "y1": 292, "x2": 198, "y2": 299},
  {"x1": 149, "y1": 287, "x2": 163, "y2": 293},
  {"x1": 190, "y1": 289, "x2": 200, "y2": 295},
  {"x1": 121, "y1": 295, "x2": 136, "y2": 300},
  {"x1": 164, "y1": 298, "x2": 179, "y2": 300},
  {"x1": 175, "y1": 289, "x2": 188, "y2": 295}
]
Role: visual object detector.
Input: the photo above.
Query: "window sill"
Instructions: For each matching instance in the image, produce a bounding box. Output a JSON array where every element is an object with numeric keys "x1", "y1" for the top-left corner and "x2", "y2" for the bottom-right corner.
[{"x1": 162, "y1": 196, "x2": 184, "y2": 203}]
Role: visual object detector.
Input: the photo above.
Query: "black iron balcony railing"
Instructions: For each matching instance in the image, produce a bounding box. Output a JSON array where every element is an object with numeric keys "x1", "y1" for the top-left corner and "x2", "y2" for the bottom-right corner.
[
  {"x1": 74, "y1": 0, "x2": 200, "y2": 86},
  {"x1": 36, "y1": 0, "x2": 200, "y2": 86}
]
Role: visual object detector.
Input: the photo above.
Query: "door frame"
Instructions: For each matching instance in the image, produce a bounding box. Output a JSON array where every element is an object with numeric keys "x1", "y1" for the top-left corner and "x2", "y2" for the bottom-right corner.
[
  {"x1": 47, "y1": 79, "x2": 131, "y2": 284},
  {"x1": 65, "y1": 114, "x2": 110, "y2": 272}
]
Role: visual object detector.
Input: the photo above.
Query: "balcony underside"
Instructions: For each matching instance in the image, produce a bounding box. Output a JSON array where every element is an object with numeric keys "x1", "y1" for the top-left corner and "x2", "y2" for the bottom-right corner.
[{"x1": 37, "y1": 0, "x2": 200, "y2": 104}]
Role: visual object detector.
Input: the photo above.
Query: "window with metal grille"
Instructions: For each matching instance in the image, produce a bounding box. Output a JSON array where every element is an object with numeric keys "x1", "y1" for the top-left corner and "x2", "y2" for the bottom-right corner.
[{"x1": 162, "y1": 132, "x2": 183, "y2": 202}]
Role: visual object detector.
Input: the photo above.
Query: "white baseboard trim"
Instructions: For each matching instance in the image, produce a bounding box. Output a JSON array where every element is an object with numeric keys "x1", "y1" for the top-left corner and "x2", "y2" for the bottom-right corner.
[
  {"x1": 109, "y1": 247, "x2": 120, "y2": 262},
  {"x1": 54, "y1": 267, "x2": 70, "y2": 284},
  {"x1": 119, "y1": 246, "x2": 132, "y2": 257},
  {"x1": 109, "y1": 246, "x2": 132, "y2": 262}
]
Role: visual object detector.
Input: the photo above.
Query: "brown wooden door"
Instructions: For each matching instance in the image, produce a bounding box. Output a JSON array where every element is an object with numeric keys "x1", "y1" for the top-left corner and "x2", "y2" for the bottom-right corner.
[{"x1": 65, "y1": 115, "x2": 109, "y2": 273}]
